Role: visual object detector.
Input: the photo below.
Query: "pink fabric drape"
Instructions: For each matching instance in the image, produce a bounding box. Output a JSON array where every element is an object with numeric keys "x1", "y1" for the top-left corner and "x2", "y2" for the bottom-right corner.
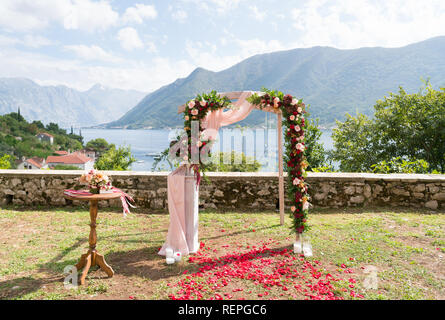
[
  {"x1": 201, "y1": 91, "x2": 255, "y2": 141},
  {"x1": 158, "y1": 165, "x2": 191, "y2": 256},
  {"x1": 159, "y1": 91, "x2": 256, "y2": 256}
]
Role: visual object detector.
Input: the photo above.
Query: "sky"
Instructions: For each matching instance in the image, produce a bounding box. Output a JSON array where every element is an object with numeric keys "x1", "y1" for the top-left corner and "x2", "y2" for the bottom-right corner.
[{"x1": 0, "y1": 0, "x2": 444, "y2": 93}]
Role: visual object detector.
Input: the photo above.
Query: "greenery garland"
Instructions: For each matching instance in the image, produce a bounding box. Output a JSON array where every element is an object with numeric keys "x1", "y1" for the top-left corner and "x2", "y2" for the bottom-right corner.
[
  {"x1": 247, "y1": 88, "x2": 310, "y2": 234},
  {"x1": 182, "y1": 89, "x2": 310, "y2": 234},
  {"x1": 182, "y1": 90, "x2": 232, "y2": 176}
]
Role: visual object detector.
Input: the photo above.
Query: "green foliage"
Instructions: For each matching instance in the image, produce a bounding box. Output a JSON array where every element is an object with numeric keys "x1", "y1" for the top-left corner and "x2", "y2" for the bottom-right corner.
[
  {"x1": 373, "y1": 83, "x2": 445, "y2": 173},
  {"x1": 304, "y1": 118, "x2": 328, "y2": 170},
  {"x1": 52, "y1": 164, "x2": 81, "y2": 170},
  {"x1": 95, "y1": 145, "x2": 136, "y2": 171},
  {"x1": 86, "y1": 138, "x2": 111, "y2": 157},
  {"x1": 311, "y1": 165, "x2": 336, "y2": 173},
  {"x1": 371, "y1": 157, "x2": 430, "y2": 174},
  {"x1": 331, "y1": 113, "x2": 377, "y2": 172},
  {"x1": 331, "y1": 84, "x2": 445, "y2": 173},
  {"x1": 205, "y1": 151, "x2": 261, "y2": 172},
  {"x1": 0, "y1": 154, "x2": 13, "y2": 169},
  {"x1": 0, "y1": 112, "x2": 83, "y2": 161}
]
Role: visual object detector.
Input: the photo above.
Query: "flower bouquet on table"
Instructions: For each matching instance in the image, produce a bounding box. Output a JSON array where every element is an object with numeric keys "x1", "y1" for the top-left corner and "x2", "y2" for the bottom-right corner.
[{"x1": 79, "y1": 169, "x2": 112, "y2": 194}]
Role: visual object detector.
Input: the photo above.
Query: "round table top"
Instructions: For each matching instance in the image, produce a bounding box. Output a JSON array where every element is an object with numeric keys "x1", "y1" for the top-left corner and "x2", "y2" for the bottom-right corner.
[{"x1": 64, "y1": 190, "x2": 122, "y2": 201}]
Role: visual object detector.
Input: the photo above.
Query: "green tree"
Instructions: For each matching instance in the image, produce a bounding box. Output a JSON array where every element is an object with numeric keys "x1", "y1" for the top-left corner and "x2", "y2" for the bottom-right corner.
[
  {"x1": 0, "y1": 154, "x2": 13, "y2": 169},
  {"x1": 331, "y1": 113, "x2": 378, "y2": 172},
  {"x1": 371, "y1": 157, "x2": 431, "y2": 174},
  {"x1": 86, "y1": 138, "x2": 110, "y2": 157},
  {"x1": 95, "y1": 145, "x2": 136, "y2": 171},
  {"x1": 205, "y1": 151, "x2": 261, "y2": 172},
  {"x1": 304, "y1": 118, "x2": 328, "y2": 170},
  {"x1": 331, "y1": 84, "x2": 445, "y2": 173},
  {"x1": 53, "y1": 164, "x2": 81, "y2": 170},
  {"x1": 373, "y1": 84, "x2": 445, "y2": 172}
]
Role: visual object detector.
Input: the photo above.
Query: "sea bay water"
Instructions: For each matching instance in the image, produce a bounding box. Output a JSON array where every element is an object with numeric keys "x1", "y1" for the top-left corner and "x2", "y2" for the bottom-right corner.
[{"x1": 81, "y1": 128, "x2": 333, "y2": 172}]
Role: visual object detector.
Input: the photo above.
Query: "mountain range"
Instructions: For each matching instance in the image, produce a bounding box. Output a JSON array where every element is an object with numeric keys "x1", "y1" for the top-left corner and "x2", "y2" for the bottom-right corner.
[
  {"x1": 0, "y1": 78, "x2": 146, "y2": 128},
  {"x1": 107, "y1": 36, "x2": 445, "y2": 129}
]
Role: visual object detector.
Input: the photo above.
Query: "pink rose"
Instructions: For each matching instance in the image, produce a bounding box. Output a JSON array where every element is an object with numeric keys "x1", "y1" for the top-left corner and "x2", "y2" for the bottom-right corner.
[
  {"x1": 296, "y1": 143, "x2": 305, "y2": 151},
  {"x1": 191, "y1": 109, "x2": 198, "y2": 116},
  {"x1": 291, "y1": 98, "x2": 298, "y2": 105},
  {"x1": 184, "y1": 116, "x2": 189, "y2": 121},
  {"x1": 293, "y1": 178, "x2": 300, "y2": 185},
  {"x1": 200, "y1": 100, "x2": 206, "y2": 107},
  {"x1": 295, "y1": 125, "x2": 300, "y2": 132},
  {"x1": 297, "y1": 106, "x2": 303, "y2": 113},
  {"x1": 289, "y1": 115, "x2": 295, "y2": 121},
  {"x1": 188, "y1": 100, "x2": 195, "y2": 108},
  {"x1": 291, "y1": 206, "x2": 296, "y2": 212},
  {"x1": 273, "y1": 97, "x2": 280, "y2": 108}
]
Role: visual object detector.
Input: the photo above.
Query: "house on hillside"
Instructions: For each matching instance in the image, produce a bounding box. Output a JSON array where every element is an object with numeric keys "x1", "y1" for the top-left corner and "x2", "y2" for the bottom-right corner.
[
  {"x1": 46, "y1": 153, "x2": 94, "y2": 170},
  {"x1": 54, "y1": 150, "x2": 69, "y2": 156},
  {"x1": 17, "y1": 157, "x2": 47, "y2": 170},
  {"x1": 36, "y1": 132, "x2": 54, "y2": 145},
  {"x1": 74, "y1": 148, "x2": 97, "y2": 160}
]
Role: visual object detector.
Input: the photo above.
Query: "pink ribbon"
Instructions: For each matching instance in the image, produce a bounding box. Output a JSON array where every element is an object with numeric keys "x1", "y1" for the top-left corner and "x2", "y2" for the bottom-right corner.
[{"x1": 64, "y1": 187, "x2": 136, "y2": 216}]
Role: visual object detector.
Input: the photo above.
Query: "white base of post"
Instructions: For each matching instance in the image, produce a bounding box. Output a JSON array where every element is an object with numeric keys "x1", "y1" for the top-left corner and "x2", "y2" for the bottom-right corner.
[
  {"x1": 294, "y1": 233, "x2": 313, "y2": 257},
  {"x1": 185, "y1": 167, "x2": 199, "y2": 254}
]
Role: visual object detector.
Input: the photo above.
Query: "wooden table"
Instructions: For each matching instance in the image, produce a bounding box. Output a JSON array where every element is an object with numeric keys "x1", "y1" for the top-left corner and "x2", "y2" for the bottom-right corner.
[{"x1": 64, "y1": 192, "x2": 122, "y2": 285}]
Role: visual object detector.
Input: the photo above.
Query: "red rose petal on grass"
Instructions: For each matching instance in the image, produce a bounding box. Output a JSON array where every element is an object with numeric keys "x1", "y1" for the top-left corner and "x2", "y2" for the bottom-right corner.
[
  {"x1": 168, "y1": 241, "x2": 363, "y2": 301},
  {"x1": 129, "y1": 296, "x2": 135, "y2": 300}
]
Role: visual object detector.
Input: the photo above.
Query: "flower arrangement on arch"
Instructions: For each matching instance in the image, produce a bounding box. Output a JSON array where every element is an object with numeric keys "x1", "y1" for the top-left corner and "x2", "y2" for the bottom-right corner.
[
  {"x1": 248, "y1": 88, "x2": 311, "y2": 234},
  {"x1": 179, "y1": 88, "x2": 310, "y2": 234},
  {"x1": 79, "y1": 169, "x2": 112, "y2": 194},
  {"x1": 181, "y1": 90, "x2": 233, "y2": 177}
]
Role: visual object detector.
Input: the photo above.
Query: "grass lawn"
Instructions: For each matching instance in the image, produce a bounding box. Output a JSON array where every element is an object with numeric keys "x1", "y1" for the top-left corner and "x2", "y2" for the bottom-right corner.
[{"x1": 0, "y1": 206, "x2": 444, "y2": 300}]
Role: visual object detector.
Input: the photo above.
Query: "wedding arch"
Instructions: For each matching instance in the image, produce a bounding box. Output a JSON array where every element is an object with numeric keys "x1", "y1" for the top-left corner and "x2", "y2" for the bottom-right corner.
[{"x1": 159, "y1": 89, "x2": 310, "y2": 257}]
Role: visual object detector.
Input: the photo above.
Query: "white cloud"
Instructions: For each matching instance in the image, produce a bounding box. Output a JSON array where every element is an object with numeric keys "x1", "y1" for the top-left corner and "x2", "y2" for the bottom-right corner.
[
  {"x1": 146, "y1": 41, "x2": 157, "y2": 54},
  {"x1": 22, "y1": 35, "x2": 54, "y2": 48},
  {"x1": 122, "y1": 4, "x2": 157, "y2": 24},
  {"x1": 0, "y1": 0, "x2": 119, "y2": 32},
  {"x1": 0, "y1": 47, "x2": 195, "y2": 92},
  {"x1": 171, "y1": 9, "x2": 188, "y2": 23},
  {"x1": 117, "y1": 27, "x2": 144, "y2": 51},
  {"x1": 63, "y1": 0, "x2": 119, "y2": 32},
  {"x1": 250, "y1": 5, "x2": 265, "y2": 21},
  {"x1": 289, "y1": 0, "x2": 445, "y2": 49},
  {"x1": 185, "y1": 37, "x2": 287, "y2": 71},
  {"x1": 0, "y1": 34, "x2": 53, "y2": 48},
  {"x1": 64, "y1": 44, "x2": 119, "y2": 62},
  {"x1": 180, "y1": 0, "x2": 243, "y2": 14}
]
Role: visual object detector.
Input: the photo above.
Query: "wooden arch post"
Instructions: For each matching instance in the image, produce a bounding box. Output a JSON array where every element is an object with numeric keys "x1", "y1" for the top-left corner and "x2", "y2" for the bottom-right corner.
[
  {"x1": 178, "y1": 91, "x2": 285, "y2": 225},
  {"x1": 277, "y1": 112, "x2": 285, "y2": 225}
]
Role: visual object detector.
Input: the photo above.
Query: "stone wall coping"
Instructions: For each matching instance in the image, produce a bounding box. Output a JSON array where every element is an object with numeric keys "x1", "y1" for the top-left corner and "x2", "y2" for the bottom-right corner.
[{"x1": 0, "y1": 170, "x2": 444, "y2": 182}]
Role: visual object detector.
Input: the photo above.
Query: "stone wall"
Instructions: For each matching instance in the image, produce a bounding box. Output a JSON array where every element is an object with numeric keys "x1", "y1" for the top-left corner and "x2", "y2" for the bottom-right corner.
[{"x1": 0, "y1": 170, "x2": 444, "y2": 211}]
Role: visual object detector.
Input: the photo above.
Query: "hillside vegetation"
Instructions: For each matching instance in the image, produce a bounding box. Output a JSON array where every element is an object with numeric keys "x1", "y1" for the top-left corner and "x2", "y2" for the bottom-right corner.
[{"x1": 0, "y1": 112, "x2": 83, "y2": 166}]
